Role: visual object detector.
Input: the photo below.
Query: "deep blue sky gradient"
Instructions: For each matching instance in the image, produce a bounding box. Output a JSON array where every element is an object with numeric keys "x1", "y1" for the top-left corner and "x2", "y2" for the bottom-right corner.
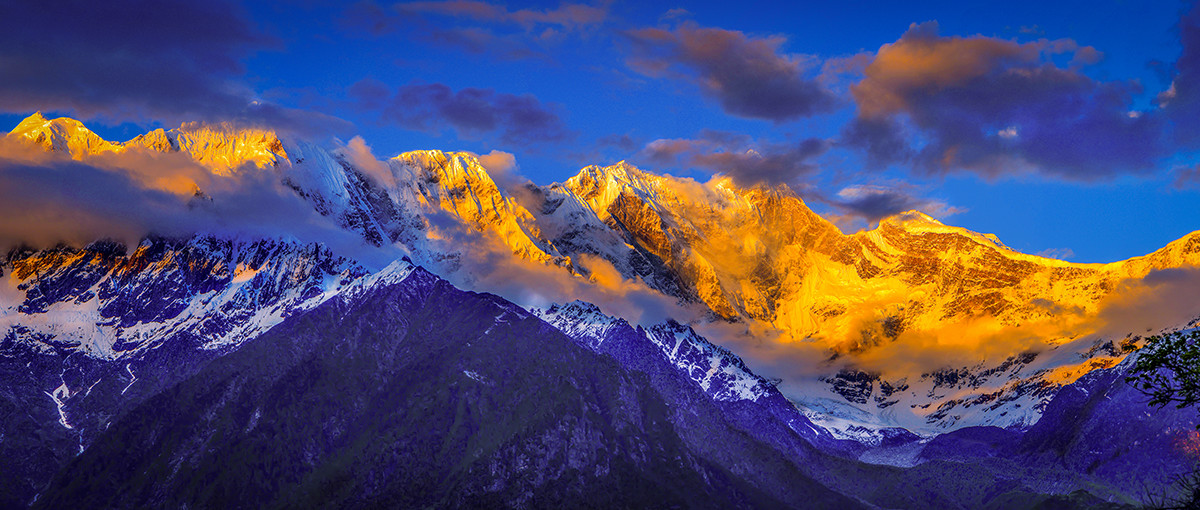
[{"x1": 3, "y1": 0, "x2": 1197, "y2": 262}]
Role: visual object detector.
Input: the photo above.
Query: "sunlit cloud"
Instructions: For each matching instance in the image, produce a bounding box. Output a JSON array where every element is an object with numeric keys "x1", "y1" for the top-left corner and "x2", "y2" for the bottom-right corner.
[
  {"x1": 413, "y1": 200, "x2": 691, "y2": 327},
  {"x1": 844, "y1": 21, "x2": 1165, "y2": 180},
  {"x1": 473, "y1": 149, "x2": 533, "y2": 196},
  {"x1": 693, "y1": 263, "x2": 1200, "y2": 395},
  {"x1": 338, "y1": 136, "x2": 395, "y2": 188}
]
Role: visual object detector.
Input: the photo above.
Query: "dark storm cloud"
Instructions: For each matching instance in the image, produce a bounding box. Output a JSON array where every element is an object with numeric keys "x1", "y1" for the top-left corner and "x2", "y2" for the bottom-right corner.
[
  {"x1": 348, "y1": 79, "x2": 575, "y2": 146},
  {"x1": 0, "y1": 0, "x2": 348, "y2": 137},
  {"x1": 624, "y1": 23, "x2": 838, "y2": 122},
  {"x1": 1161, "y1": 3, "x2": 1200, "y2": 149},
  {"x1": 838, "y1": 115, "x2": 912, "y2": 167},
  {"x1": 397, "y1": 0, "x2": 608, "y2": 30},
  {"x1": 637, "y1": 130, "x2": 829, "y2": 186},
  {"x1": 343, "y1": 1, "x2": 608, "y2": 62},
  {"x1": 826, "y1": 184, "x2": 962, "y2": 224},
  {"x1": 844, "y1": 21, "x2": 1164, "y2": 180}
]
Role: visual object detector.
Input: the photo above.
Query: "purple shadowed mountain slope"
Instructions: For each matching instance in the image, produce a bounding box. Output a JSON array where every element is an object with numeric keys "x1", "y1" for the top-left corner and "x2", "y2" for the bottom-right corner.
[
  {"x1": 539, "y1": 300, "x2": 1200, "y2": 507},
  {"x1": 30, "y1": 265, "x2": 860, "y2": 509},
  {"x1": 0, "y1": 235, "x2": 372, "y2": 506},
  {"x1": 537, "y1": 301, "x2": 870, "y2": 497},
  {"x1": 538, "y1": 301, "x2": 846, "y2": 447},
  {"x1": 911, "y1": 347, "x2": 1200, "y2": 504}
]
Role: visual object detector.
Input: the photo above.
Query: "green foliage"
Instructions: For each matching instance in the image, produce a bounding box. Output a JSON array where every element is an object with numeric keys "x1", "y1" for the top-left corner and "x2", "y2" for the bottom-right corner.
[
  {"x1": 1126, "y1": 330, "x2": 1200, "y2": 412},
  {"x1": 1141, "y1": 466, "x2": 1200, "y2": 510},
  {"x1": 1126, "y1": 329, "x2": 1200, "y2": 509}
]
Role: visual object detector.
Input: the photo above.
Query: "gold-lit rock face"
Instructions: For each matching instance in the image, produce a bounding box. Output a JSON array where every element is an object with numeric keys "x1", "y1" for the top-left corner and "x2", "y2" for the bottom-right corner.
[
  {"x1": 547, "y1": 160, "x2": 1199, "y2": 351},
  {"x1": 8, "y1": 112, "x2": 1198, "y2": 354}
]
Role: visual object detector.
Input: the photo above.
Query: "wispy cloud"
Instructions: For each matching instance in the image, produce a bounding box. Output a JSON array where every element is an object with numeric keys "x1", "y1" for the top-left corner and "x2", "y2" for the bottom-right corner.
[
  {"x1": 1035, "y1": 247, "x2": 1076, "y2": 260},
  {"x1": 398, "y1": 0, "x2": 608, "y2": 30},
  {"x1": 344, "y1": 1, "x2": 609, "y2": 61},
  {"x1": 1174, "y1": 165, "x2": 1200, "y2": 189}
]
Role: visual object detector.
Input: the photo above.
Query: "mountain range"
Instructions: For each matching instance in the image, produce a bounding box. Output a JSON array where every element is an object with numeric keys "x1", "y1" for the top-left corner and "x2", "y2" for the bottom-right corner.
[{"x1": 2, "y1": 113, "x2": 1198, "y2": 507}]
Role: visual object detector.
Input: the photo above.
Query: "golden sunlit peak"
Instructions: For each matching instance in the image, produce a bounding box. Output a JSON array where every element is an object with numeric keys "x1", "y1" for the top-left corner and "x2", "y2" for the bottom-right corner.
[
  {"x1": 8, "y1": 112, "x2": 118, "y2": 158},
  {"x1": 13, "y1": 111, "x2": 48, "y2": 131},
  {"x1": 392, "y1": 149, "x2": 500, "y2": 186},
  {"x1": 566, "y1": 160, "x2": 657, "y2": 193},
  {"x1": 172, "y1": 121, "x2": 285, "y2": 152},
  {"x1": 11, "y1": 112, "x2": 87, "y2": 135},
  {"x1": 873, "y1": 209, "x2": 1019, "y2": 252},
  {"x1": 577, "y1": 160, "x2": 635, "y2": 181},
  {"x1": 5, "y1": 113, "x2": 293, "y2": 173}
]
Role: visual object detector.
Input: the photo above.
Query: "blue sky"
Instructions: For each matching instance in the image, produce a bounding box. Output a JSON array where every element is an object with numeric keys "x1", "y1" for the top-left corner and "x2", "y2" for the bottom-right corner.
[{"x1": 2, "y1": 0, "x2": 1198, "y2": 262}]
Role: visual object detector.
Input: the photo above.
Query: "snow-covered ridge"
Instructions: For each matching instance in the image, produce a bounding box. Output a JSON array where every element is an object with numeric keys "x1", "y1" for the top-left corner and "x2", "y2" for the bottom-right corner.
[
  {"x1": 537, "y1": 301, "x2": 772, "y2": 402},
  {"x1": 17, "y1": 112, "x2": 1198, "y2": 346},
  {"x1": 645, "y1": 320, "x2": 774, "y2": 402},
  {"x1": 1, "y1": 235, "x2": 369, "y2": 358},
  {"x1": 535, "y1": 300, "x2": 621, "y2": 351},
  {"x1": 795, "y1": 336, "x2": 1133, "y2": 438},
  {"x1": 388, "y1": 150, "x2": 564, "y2": 265}
]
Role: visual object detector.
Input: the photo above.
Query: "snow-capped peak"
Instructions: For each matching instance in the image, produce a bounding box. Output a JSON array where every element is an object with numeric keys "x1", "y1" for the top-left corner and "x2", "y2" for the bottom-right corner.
[
  {"x1": 645, "y1": 320, "x2": 773, "y2": 402},
  {"x1": 392, "y1": 150, "x2": 499, "y2": 189},
  {"x1": 537, "y1": 300, "x2": 773, "y2": 403},
  {"x1": 561, "y1": 161, "x2": 668, "y2": 221},
  {"x1": 387, "y1": 149, "x2": 564, "y2": 265},
  {"x1": 8, "y1": 114, "x2": 1200, "y2": 438}
]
